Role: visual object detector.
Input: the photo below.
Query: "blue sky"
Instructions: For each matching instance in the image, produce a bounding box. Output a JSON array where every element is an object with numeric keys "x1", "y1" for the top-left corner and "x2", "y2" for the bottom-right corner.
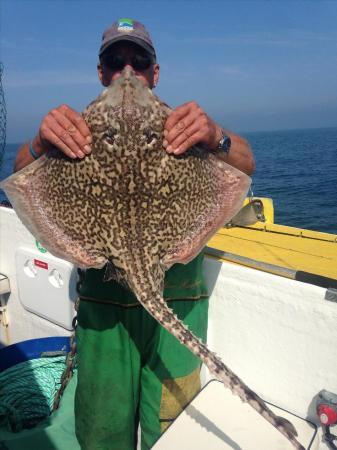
[{"x1": 1, "y1": 0, "x2": 337, "y2": 143}]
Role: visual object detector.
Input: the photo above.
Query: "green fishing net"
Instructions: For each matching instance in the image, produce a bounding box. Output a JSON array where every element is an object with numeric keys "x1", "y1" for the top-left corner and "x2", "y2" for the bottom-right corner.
[{"x1": 0, "y1": 357, "x2": 79, "y2": 450}]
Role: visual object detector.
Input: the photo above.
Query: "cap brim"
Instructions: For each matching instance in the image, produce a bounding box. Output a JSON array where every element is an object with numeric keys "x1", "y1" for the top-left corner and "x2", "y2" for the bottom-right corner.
[{"x1": 99, "y1": 36, "x2": 156, "y2": 59}]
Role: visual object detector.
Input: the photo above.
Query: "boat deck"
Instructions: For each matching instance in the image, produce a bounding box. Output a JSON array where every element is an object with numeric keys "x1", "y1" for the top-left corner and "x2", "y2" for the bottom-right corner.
[{"x1": 207, "y1": 220, "x2": 337, "y2": 287}]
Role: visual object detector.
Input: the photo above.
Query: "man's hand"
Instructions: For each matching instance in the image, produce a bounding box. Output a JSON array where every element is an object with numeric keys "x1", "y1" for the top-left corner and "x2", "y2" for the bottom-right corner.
[
  {"x1": 36, "y1": 104, "x2": 92, "y2": 159},
  {"x1": 163, "y1": 101, "x2": 221, "y2": 155}
]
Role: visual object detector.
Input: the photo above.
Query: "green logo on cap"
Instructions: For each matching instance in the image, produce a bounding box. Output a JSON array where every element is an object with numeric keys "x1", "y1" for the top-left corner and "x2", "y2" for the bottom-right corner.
[{"x1": 118, "y1": 18, "x2": 134, "y2": 32}]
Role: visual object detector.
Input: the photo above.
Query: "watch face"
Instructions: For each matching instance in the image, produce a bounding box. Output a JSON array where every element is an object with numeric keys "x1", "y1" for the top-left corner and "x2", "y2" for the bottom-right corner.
[{"x1": 220, "y1": 135, "x2": 231, "y2": 153}]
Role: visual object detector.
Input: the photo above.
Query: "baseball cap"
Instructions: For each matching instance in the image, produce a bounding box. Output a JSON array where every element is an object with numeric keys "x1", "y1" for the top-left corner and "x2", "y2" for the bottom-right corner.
[{"x1": 99, "y1": 18, "x2": 156, "y2": 60}]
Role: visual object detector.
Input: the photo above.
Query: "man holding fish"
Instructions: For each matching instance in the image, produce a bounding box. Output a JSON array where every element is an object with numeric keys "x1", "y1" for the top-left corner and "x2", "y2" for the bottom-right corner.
[{"x1": 14, "y1": 19, "x2": 254, "y2": 450}]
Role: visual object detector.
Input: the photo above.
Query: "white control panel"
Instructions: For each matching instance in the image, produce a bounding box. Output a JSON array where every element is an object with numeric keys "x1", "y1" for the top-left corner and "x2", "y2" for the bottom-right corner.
[{"x1": 15, "y1": 247, "x2": 78, "y2": 330}]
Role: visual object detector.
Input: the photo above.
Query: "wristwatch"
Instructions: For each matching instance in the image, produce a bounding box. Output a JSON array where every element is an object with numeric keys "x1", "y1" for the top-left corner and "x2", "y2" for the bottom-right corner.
[{"x1": 217, "y1": 130, "x2": 231, "y2": 154}]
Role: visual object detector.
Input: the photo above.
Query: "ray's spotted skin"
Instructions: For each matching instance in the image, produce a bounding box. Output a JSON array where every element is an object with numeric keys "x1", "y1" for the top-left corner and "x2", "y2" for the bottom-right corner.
[{"x1": 1, "y1": 67, "x2": 304, "y2": 450}]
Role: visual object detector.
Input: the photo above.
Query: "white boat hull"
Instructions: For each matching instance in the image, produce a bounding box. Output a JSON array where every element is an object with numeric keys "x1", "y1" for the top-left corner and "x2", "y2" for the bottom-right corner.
[{"x1": 1, "y1": 205, "x2": 336, "y2": 449}]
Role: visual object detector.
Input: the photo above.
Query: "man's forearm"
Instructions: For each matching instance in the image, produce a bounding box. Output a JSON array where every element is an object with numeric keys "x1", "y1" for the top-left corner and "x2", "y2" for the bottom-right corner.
[
  {"x1": 14, "y1": 136, "x2": 48, "y2": 172},
  {"x1": 221, "y1": 130, "x2": 255, "y2": 175}
]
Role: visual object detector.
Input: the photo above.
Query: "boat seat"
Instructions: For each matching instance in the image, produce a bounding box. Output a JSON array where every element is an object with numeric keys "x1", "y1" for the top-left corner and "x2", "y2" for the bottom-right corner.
[{"x1": 153, "y1": 380, "x2": 318, "y2": 450}]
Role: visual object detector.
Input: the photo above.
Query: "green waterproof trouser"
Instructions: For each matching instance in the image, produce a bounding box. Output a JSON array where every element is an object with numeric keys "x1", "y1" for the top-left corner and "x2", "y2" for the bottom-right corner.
[{"x1": 75, "y1": 297, "x2": 208, "y2": 450}]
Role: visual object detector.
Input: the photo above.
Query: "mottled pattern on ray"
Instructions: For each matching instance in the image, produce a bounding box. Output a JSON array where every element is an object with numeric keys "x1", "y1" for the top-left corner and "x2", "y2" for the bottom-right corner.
[{"x1": 0, "y1": 68, "x2": 304, "y2": 450}]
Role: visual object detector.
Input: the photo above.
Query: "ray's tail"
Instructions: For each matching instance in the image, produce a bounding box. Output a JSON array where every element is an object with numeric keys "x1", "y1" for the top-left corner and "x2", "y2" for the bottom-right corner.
[{"x1": 137, "y1": 291, "x2": 305, "y2": 450}]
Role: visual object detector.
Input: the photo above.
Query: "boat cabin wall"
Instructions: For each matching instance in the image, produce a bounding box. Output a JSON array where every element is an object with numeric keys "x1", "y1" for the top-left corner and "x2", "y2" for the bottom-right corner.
[{"x1": 203, "y1": 257, "x2": 337, "y2": 425}]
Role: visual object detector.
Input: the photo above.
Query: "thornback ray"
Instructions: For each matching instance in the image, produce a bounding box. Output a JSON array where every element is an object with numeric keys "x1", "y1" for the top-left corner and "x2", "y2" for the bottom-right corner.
[{"x1": 1, "y1": 67, "x2": 304, "y2": 450}]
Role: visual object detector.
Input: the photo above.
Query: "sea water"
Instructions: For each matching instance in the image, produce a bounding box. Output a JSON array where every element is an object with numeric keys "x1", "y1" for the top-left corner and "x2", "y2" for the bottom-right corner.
[
  {"x1": 1, "y1": 127, "x2": 336, "y2": 234},
  {"x1": 242, "y1": 127, "x2": 337, "y2": 234}
]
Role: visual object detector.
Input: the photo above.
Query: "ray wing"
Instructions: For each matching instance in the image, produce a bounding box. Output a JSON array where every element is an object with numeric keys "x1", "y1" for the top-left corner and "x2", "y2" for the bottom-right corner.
[
  {"x1": 165, "y1": 151, "x2": 251, "y2": 266},
  {"x1": 1, "y1": 151, "x2": 108, "y2": 268}
]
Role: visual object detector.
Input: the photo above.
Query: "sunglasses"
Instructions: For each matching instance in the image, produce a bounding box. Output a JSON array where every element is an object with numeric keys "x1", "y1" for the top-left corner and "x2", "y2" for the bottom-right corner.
[{"x1": 103, "y1": 53, "x2": 153, "y2": 72}]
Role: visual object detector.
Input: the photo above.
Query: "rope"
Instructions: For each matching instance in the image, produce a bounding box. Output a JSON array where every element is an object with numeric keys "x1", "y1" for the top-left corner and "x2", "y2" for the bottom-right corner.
[
  {"x1": 0, "y1": 355, "x2": 75, "y2": 432},
  {"x1": 324, "y1": 425, "x2": 337, "y2": 450},
  {"x1": 0, "y1": 62, "x2": 6, "y2": 168},
  {"x1": 53, "y1": 269, "x2": 84, "y2": 411}
]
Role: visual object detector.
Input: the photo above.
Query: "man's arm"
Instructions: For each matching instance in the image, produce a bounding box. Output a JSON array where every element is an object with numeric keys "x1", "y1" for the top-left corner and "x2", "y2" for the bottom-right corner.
[
  {"x1": 164, "y1": 101, "x2": 255, "y2": 175},
  {"x1": 14, "y1": 104, "x2": 92, "y2": 172}
]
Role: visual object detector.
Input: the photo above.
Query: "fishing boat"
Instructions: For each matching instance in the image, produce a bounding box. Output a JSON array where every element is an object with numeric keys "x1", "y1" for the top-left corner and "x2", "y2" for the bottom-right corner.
[{"x1": 0, "y1": 196, "x2": 336, "y2": 449}]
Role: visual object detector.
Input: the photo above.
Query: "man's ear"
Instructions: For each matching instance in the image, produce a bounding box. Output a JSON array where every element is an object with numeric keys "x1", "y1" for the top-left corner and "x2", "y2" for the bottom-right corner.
[
  {"x1": 153, "y1": 64, "x2": 160, "y2": 88},
  {"x1": 97, "y1": 64, "x2": 103, "y2": 82},
  {"x1": 97, "y1": 63, "x2": 108, "y2": 86}
]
